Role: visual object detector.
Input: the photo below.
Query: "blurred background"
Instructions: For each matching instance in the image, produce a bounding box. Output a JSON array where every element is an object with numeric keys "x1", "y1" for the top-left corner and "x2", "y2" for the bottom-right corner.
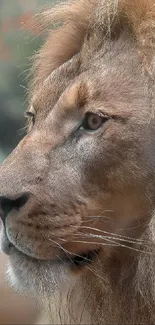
[
  {"x1": 0, "y1": 0, "x2": 56, "y2": 161},
  {"x1": 0, "y1": 0, "x2": 55, "y2": 323}
]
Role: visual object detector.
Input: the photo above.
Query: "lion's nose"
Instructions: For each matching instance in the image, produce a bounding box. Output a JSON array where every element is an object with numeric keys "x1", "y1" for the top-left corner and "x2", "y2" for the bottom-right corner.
[{"x1": 0, "y1": 193, "x2": 29, "y2": 225}]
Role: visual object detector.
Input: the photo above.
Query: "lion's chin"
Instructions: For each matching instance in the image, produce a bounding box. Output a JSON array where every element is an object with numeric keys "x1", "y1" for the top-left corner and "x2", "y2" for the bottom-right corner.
[
  {"x1": 6, "y1": 245, "x2": 100, "y2": 297},
  {"x1": 6, "y1": 245, "x2": 75, "y2": 297}
]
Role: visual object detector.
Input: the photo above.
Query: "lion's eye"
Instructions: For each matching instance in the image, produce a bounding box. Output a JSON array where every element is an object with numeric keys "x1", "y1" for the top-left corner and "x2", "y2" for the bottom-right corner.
[
  {"x1": 81, "y1": 113, "x2": 107, "y2": 131},
  {"x1": 25, "y1": 111, "x2": 35, "y2": 125}
]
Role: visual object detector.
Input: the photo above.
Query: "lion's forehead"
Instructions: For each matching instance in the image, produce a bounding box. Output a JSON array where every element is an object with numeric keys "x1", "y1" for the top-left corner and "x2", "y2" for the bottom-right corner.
[{"x1": 30, "y1": 51, "x2": 146, "y2": 122}]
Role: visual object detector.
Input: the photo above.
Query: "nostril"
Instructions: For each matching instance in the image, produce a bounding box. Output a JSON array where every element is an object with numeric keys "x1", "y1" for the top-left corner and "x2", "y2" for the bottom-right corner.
[
  {"x1": 0, "y1": 193, "x2": 29, "y2": 224},
  {"x1": 12, "y1": 194, "x2": 29, "y2": 209},
  {"x1": 1, "y1": 198, "x2": 13, "y2": 217}
]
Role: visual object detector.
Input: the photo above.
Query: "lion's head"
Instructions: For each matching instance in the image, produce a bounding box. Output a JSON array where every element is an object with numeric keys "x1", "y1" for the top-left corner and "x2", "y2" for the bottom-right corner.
[{"x1": 1, "y1": 0, "x2": 155, "y2": 323}]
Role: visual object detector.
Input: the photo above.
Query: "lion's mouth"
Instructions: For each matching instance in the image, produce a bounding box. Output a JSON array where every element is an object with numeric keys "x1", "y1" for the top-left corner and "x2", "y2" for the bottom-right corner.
[
  {"x1": 70, "y1": 249, "x2": 100, "y2": 268},
  {"x1": 11, "y1": 244, "x2": 100, "y2": 268},
  {"x1": 2, "y1": 235, "x2": 100, "y2": 269}
]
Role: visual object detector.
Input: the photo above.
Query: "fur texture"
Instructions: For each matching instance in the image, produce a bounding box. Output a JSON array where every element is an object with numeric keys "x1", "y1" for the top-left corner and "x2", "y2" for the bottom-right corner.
[
  {"x1": 32, "y1": 0, "x2": 155, "y2": 86},
  {"x1": 1, "y1": 0, "x2": 155, "y2": 324}
]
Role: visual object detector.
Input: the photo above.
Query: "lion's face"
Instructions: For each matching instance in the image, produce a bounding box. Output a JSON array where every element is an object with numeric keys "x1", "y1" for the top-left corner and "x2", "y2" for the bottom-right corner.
[{"x1": 0, "y1": 41, "x2": 155, "y2": 295}]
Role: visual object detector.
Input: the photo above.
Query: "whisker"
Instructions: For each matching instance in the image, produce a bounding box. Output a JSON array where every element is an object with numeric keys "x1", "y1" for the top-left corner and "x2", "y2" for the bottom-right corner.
[
  {"x1": 56, "y1": 254, "x2": 66, "y2": 265},
  {"x1": 69, "y1": 239, "x2": 119, "y2": 247},
  {"x1": 71, "y1": 238, "x2": 152, "y2": 255},
  {"x1": 47, "y1": 238, "x2": 75, "y2": 266},
  {"x1": 73, "y1": 231, "x2": 151, "y2": 247},
  {"x1": 83, "y1": 263, "x2": 106, "y2": 282},
  {"x1": 81, "y1": 211, "x2": 115, "y2": 225},
  {"x1": 73, "y1": 225, "x2": 150, "y2": 244}
]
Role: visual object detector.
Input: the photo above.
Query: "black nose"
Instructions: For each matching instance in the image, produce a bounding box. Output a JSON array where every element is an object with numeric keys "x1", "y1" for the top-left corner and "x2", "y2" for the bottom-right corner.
[{"x1": 0, "y1": 193, "x2": 29, "y2": 225}]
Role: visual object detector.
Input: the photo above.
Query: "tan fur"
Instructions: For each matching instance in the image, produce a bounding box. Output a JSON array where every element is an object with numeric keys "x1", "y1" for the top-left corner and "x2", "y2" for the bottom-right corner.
[
  {"x1": 31, "y1": 0, "x2": 95, "y2": 91},
  {"x1": 1, "y1": 0, "x2": 155, "y2": 324},
  {"x1": 31, "y1": 0, "x2": 155, "y2": 91}
]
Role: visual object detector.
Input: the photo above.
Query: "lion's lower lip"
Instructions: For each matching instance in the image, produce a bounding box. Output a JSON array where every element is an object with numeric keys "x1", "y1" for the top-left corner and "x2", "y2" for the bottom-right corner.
[
  {"x1": 1, "y1": 230, "x2": 100, "y2": 268},
  {"x1": 7, "y1": 242, "x2": 100, "y2": 268}
]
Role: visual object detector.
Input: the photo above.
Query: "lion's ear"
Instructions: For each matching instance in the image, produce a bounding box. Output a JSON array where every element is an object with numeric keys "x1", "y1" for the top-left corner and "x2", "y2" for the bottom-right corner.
[{"x1": 31, "y1": 0, "x2": 95, "y2": 91}]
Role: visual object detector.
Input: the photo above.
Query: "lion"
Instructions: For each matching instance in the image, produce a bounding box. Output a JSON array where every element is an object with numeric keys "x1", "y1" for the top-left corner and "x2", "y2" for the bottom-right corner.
[{"x1": 1, "y1": 0, "x2": 155, "y2": 323}]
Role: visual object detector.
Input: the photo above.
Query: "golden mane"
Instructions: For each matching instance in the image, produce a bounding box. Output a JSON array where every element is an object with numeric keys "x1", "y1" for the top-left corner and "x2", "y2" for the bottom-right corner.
[
  {"x1": 1, "y1": 2, "x2": 155, "y2": 325},
  {"x1": 31, "y1": 0, "x2": 95, "y2": 91},
  {"x1": 31, "y1": 0, "x2": 155, "y2": 92}
]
